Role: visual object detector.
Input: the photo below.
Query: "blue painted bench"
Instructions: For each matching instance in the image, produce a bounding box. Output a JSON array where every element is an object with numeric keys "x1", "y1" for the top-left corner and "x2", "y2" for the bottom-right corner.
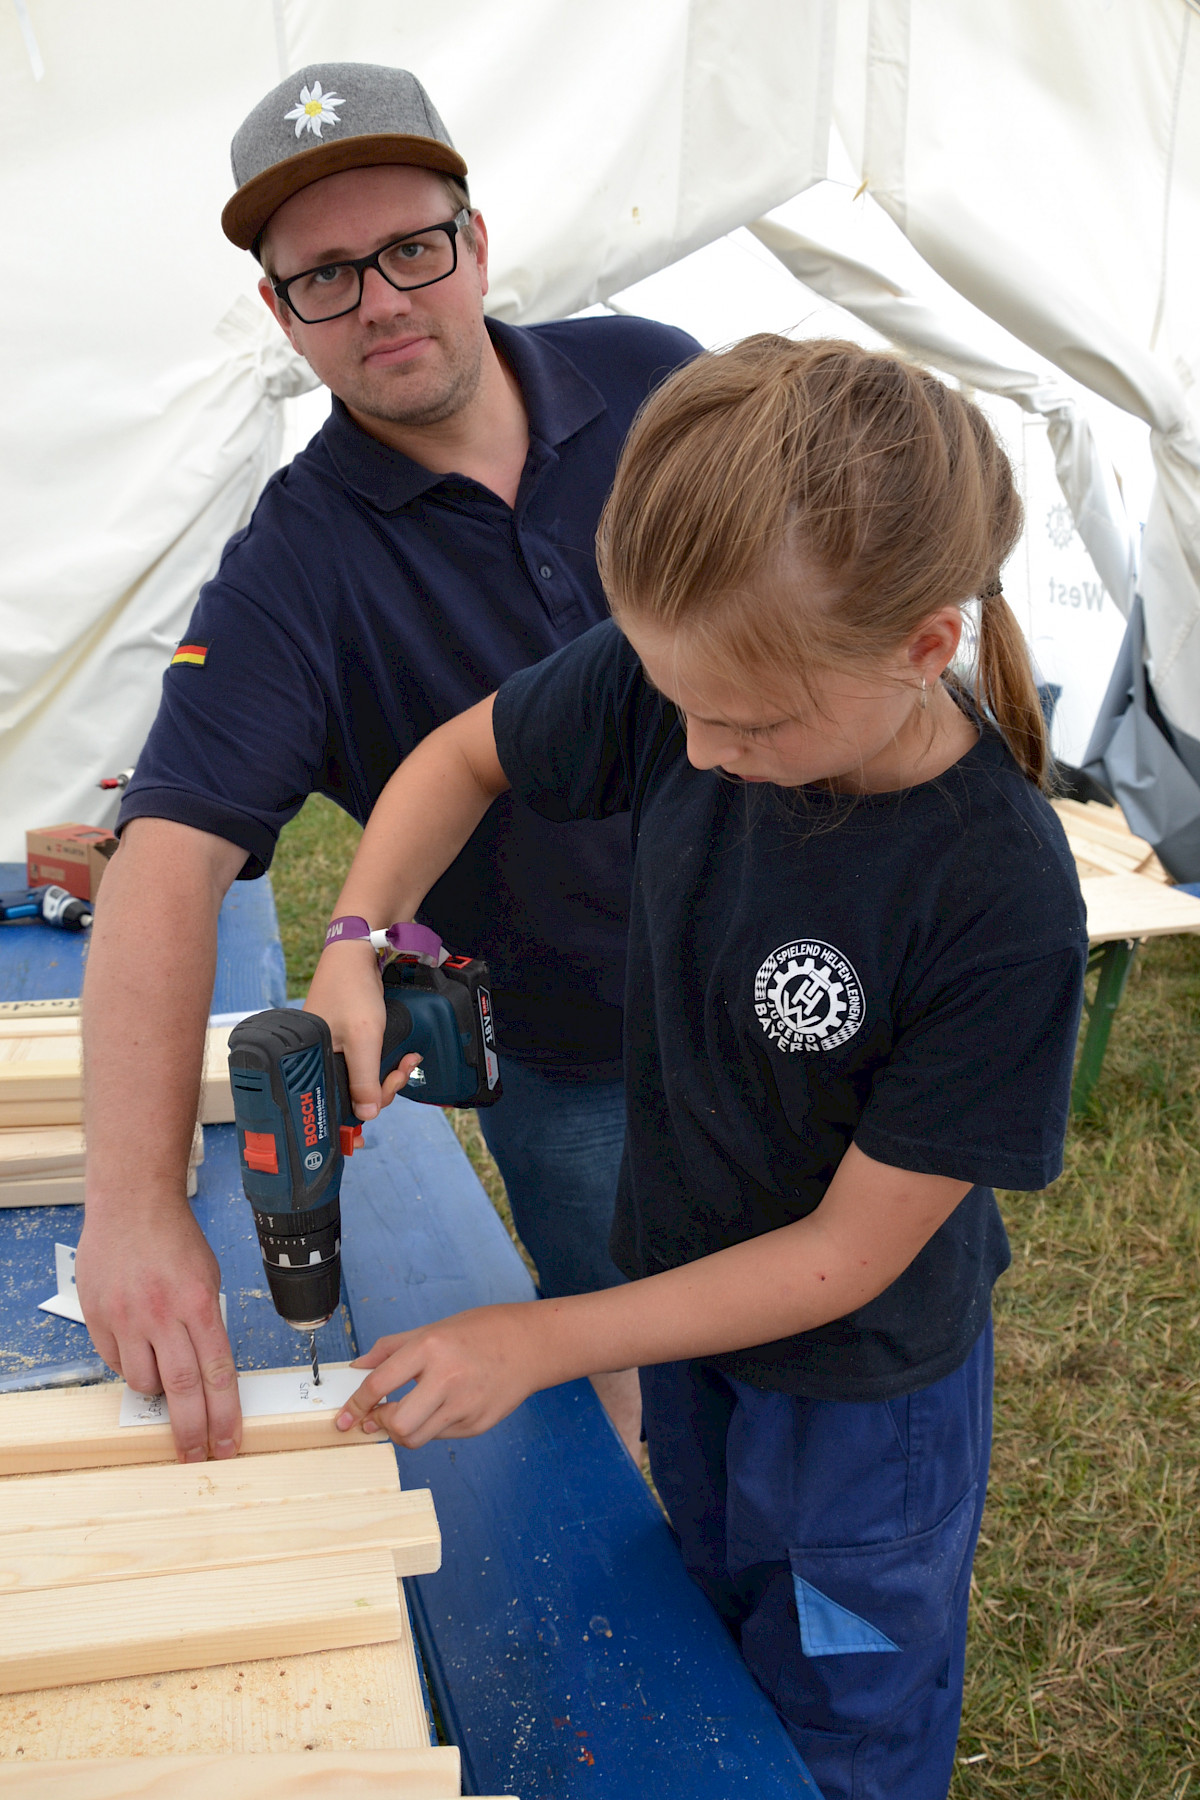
[{"x1": 0, "y1": 864, "x2": 818, "y2": 1798}]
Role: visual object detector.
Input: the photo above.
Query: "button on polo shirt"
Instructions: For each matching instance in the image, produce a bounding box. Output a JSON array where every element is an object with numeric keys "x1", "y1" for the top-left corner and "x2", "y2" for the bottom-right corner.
[{"x1": 120, "y1": 314, "x2": 700, "y2": 1070}]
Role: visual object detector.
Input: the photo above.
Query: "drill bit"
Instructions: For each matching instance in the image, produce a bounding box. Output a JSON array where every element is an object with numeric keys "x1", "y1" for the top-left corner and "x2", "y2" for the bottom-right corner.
[{"x1": 308, "y1": 1331, "x2": 321, "y2": 1386}]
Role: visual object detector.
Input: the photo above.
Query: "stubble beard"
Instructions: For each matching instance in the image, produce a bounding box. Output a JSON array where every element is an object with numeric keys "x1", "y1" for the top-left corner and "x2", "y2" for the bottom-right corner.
[{"x1": 342, "y1": 316, "x2": 488, "y2": 429}]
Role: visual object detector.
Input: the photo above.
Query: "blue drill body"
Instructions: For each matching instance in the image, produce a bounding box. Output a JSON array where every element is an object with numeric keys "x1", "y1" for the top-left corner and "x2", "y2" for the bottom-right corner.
[{"x1": 227, "y1": 957, "x2": 501, "y2": 1341}]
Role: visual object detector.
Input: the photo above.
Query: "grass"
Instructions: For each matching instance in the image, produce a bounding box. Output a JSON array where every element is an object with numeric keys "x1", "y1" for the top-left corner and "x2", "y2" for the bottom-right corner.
[
  {"x1": 271, "y1": 794, "x2": 366, "y2": 994},
  {"x1": 273, "y1": 792, "x2": 1200, "y2": 1797},
  {"x1": 954, "y1": 934, "x2": 1200, "y2": 1798}
]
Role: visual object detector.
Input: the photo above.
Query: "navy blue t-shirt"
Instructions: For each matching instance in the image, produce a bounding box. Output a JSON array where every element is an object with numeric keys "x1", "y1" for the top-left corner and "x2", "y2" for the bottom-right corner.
[
  {"x1": 494, "y1": 621, "x2": 1089, "y2": 1400},
  {"x1": 119, "y1": 316, "x2": 699, "y2": 1070}
]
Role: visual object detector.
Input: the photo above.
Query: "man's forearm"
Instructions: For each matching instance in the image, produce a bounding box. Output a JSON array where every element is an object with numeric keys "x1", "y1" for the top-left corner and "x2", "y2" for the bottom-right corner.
[
  {"x1": 77, "y1": 819, "x2": 250, "y2": 1455},
  {"x1": 83, "y1": 820, "x2": 244, "y2": 1212}
]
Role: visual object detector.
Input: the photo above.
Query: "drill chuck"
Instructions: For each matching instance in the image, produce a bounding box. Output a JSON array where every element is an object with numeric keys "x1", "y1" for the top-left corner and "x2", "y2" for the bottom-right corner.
[{"x1": 252, "y1": 1194, "x2": 342, "y2": 1331}]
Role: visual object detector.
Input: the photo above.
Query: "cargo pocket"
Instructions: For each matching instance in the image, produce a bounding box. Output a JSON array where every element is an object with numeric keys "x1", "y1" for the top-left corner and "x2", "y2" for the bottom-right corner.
[{"x1": 788, "y1": 1479, "x2": 978, "y2": 1692}]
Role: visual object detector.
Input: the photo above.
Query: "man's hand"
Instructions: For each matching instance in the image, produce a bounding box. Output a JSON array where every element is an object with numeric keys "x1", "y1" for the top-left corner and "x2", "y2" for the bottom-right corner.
[
  {"x1": 80, "y1": 817, "x2": 247, "y2": 1461},
  {"x1": 336, "y1": 1303, "x2": 551, "y2": 1449},
  {"x1": 304, "y1": 940, "x2": 422, "y2": 1121},
  {"x1": 75, "y1": 1199, "x2": 240, "y2": 1460}
]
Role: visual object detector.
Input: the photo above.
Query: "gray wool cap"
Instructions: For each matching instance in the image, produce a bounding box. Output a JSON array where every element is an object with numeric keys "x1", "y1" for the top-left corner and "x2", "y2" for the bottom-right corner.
[{"x1": 222, "y1": 63, "x2": 468, "y2": 250}]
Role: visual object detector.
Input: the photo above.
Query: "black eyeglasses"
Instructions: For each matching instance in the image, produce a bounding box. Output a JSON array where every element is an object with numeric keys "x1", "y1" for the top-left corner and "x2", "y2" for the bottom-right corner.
[{"x1": 272, "y1": 210, "x2": 471, "y2": 323}]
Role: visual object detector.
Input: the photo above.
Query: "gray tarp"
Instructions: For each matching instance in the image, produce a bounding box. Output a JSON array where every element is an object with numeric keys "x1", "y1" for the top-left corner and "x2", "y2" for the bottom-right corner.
[{"x1": 1083, "y1": 598, "x2": 1200, "y2": 882}]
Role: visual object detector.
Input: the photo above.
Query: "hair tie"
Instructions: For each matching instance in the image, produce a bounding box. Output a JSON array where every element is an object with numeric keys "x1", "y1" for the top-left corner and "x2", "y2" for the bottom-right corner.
[{"x1": 980, "y1": 578, "x2": 1004, "y2": 600}]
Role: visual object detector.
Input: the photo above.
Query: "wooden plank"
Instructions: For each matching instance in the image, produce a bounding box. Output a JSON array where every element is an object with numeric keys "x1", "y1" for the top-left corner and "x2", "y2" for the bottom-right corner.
[
  {"x1": 0, "y1": 1122, "x2": 202, "y2": 1181},
  {"x1": 0, "y1": 1038, "x2": 82, "y2": 1099},
  {"x1": 0, "y1": 1548, "x2": 402, "y2": 1694},
  {"x1": 0, "y1": 1749, "x2": 470, "y2": 1799},
  {"x1": 1054, "y1": 795, "x2": 1139, "y2": 836},
  {"x1": 0, "y1": 1364, "x2": 371, "y2": 1475},
  {"x1": 1063, "y1": 828, "x2": 1144, "y2": 878},
  {"x1": 1071, "y1": 848, "x2": 1126, "y2": 882},
  {"x1": 0, "y1": 1443, "x2": 394, "y2": 1531},
  {"x1": 0, "y1": 1173, "x2": 87, "y2": 1207},
  {"x1": 200, "y1": 1024, "x2": 235, "y2": 1123},
  {"x1": 0, "y1": 1636, "x2": 429, "y2": 1759},
  {"x1": 1081, "y1": 873, "x2": 1200, "y2": 944},
  {"x1": 0, "y1": 997, "x2": 81, "y2": 1021},
  {"x1": 0, "y1": 1099, "x2": 85, "y2": 1127},
  {"x1": 0, "y1": 1028, "x2": 231, "y2": 1127},
  {"x1": 0, "y1": 1163, "x2": 199, "y2": 1206},
  {"x1": 0, "y1": 1749, "x2": 467, "y2": 1800},
  {"x1": 0, "y1": 1017, "x2": 86, "y2": 1040},
  {"x1": 0, "y1": 1480, "x2": 439, "y2": 1594},
  {"x1": 1052, "y1": 797, "x2": 1168, "y2": 882},
  {"x1": 0, "y1": 1124, "x2": 85, "y2": 1175},
  {"x1": 0, "y1": 1166, "x2": 197, "y2": 1206}
]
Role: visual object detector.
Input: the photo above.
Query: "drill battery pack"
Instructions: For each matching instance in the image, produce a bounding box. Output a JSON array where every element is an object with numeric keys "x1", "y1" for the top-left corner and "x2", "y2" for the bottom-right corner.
[{"x1": 381, "y1": 953, "x2": 501, "y2": 1108}]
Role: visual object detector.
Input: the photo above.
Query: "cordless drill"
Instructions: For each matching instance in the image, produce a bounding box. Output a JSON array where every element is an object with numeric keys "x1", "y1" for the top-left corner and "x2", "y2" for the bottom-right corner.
[
  {"x1": 0, "y1": 884, "x2": 93, "y2": 930},
  {"x1": 228, "y1": 954, "x2": 500, "y2": 1380}
]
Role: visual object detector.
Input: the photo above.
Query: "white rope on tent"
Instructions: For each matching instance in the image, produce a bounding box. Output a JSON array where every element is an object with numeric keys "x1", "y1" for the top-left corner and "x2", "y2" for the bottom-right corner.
[
  {"x1": 11, "y1": 0, "x2": 43, "y2": 80},
  {"x1": 1149, "y1": 5, "x2": 1191, "y2": 352},
  {"x1": 271, "y1": 0, "x2": 290, "y2": 80}
]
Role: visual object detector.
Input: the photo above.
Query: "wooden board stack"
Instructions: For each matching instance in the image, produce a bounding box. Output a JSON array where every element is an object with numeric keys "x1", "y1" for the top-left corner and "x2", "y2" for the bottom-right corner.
[
  {"x1": 0, "y1": 993, "x2": 219, "y2": 1205},
  {"x1": 0, "y1": 1120, "x2": 204, "y2": 1209},
  {"x1": 1051, "y1": 796, "x2": 1169, "y2": 883},
  {"x1": 0, "y1": 1368, "x2": 515, "y2": 1797},
  {"x1": 0, "y1": 1012, "x2": 234, "y2": 1133},
  {"x1": 1050, "y1": 798, "x2": 1200, "y2": 947}
]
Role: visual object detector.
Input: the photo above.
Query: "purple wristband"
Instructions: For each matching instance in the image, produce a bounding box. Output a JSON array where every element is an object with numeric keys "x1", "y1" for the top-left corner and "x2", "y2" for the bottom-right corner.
[
  {"x1": 324, "y1": 915, "x2": 371, "y2": 947},
  {"x1": 325, "y1": 915, "x2": 443, "y2": 961}
]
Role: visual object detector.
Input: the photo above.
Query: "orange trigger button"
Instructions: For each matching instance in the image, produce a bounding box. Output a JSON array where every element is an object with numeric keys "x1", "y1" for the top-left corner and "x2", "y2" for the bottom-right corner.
[{"x1": 339, "y1": 1124, "x2": 358, "y2": 1156}]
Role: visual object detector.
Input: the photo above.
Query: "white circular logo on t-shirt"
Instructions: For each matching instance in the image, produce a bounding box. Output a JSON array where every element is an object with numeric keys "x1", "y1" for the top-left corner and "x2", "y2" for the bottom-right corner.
[{"x1": 753, "y1": 939, "x2": 866, "y2": 1053}]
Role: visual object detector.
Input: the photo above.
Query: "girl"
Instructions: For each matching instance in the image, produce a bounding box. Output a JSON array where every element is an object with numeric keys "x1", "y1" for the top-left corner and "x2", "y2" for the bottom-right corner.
[{"x1": 311, "y1": 337, "x2": 1087, "y2": 1798}]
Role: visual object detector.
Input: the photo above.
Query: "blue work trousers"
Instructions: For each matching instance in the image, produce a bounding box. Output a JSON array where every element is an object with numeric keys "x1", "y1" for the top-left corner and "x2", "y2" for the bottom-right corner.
[
  {"x1": 641, "y1": 1322, "x2": 993, "y2": 1800},
  {"x1": 477, "y1": 1054, "x2": 627, "y2": 1299}
]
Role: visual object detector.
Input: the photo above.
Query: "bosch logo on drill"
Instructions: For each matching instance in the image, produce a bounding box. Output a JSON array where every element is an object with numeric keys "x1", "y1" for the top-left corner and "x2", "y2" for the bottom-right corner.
[{"x1": 299, "y1": 1084, "x2": 329, "y2": 1148}]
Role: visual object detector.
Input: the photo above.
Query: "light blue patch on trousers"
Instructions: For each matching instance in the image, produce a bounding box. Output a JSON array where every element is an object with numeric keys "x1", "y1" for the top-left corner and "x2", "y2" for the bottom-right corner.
[{"x1": 793, "y1": 1576, "x2": 901, "y2": 1656}]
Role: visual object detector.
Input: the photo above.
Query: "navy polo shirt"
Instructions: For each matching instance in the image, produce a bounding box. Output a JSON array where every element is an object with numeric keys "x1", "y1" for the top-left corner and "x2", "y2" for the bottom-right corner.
[{"x1": 120, "y1": 315, "x2": 700, "y2": 1069}]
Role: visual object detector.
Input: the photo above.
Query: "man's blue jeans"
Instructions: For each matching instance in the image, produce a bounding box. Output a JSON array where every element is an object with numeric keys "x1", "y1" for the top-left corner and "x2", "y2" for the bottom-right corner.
[{"x1": 477, "y1": 1054, "x2": 628, "y2": 1298}]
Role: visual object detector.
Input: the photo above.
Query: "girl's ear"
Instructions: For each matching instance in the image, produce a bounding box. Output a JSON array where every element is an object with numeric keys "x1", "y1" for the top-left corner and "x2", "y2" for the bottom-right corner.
[{"x1": 906, "y1": 607, "x2": 963, "y2": 682}]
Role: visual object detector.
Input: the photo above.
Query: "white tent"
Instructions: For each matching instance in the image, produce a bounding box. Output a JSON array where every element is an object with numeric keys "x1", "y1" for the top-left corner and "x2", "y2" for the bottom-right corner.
[{"x1": 2, "y1": 0, "x2": 1197, "y2": 858}]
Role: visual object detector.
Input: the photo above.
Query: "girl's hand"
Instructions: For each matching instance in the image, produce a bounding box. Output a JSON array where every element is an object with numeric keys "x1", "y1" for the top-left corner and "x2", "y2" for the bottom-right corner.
[
  {"x1": 303, "y1": 939, "x2": 421, "y2": 1121},
  {"x1": 336, "y1": 1303, "x2": 550, "y2": 1448}
]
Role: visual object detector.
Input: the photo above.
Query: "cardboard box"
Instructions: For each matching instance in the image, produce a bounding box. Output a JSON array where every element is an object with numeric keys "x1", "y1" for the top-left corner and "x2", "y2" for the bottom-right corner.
[{"x1": 26, "y1": 825, "x2": 118, "y2": 903}]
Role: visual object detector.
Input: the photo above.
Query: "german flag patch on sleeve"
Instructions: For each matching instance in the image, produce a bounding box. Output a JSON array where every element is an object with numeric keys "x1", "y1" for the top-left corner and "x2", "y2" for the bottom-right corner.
[{"x1": 171, "y1": 643, "x2": 208, "y2": 668}]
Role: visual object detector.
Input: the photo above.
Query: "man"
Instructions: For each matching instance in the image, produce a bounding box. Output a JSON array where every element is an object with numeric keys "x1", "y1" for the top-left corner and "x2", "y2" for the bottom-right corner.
[{"x1": 76, "y1": 63, "x2": 697, "y2": 1463}]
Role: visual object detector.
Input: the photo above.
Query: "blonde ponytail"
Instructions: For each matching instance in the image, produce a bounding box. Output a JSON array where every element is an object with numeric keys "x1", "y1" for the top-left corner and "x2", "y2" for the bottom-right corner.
[{"x1": 974, "y1": 584, "x2": 1051, "y2": 790}]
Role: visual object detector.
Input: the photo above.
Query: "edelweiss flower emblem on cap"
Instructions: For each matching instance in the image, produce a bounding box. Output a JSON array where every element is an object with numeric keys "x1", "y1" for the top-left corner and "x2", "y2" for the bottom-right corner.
[{"x1": 284, "y1": 80, "x2": 345, "y2": 139}]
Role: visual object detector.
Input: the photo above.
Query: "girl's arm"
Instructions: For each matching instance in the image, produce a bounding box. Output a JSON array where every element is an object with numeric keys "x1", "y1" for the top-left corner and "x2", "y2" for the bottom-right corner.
[
  {"x1": 336, "y1": 1144, "x2": 972, "y2": 1447},
  {"x1": 304, "y1": 695, "x2": 509, "y2": 1118}
]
